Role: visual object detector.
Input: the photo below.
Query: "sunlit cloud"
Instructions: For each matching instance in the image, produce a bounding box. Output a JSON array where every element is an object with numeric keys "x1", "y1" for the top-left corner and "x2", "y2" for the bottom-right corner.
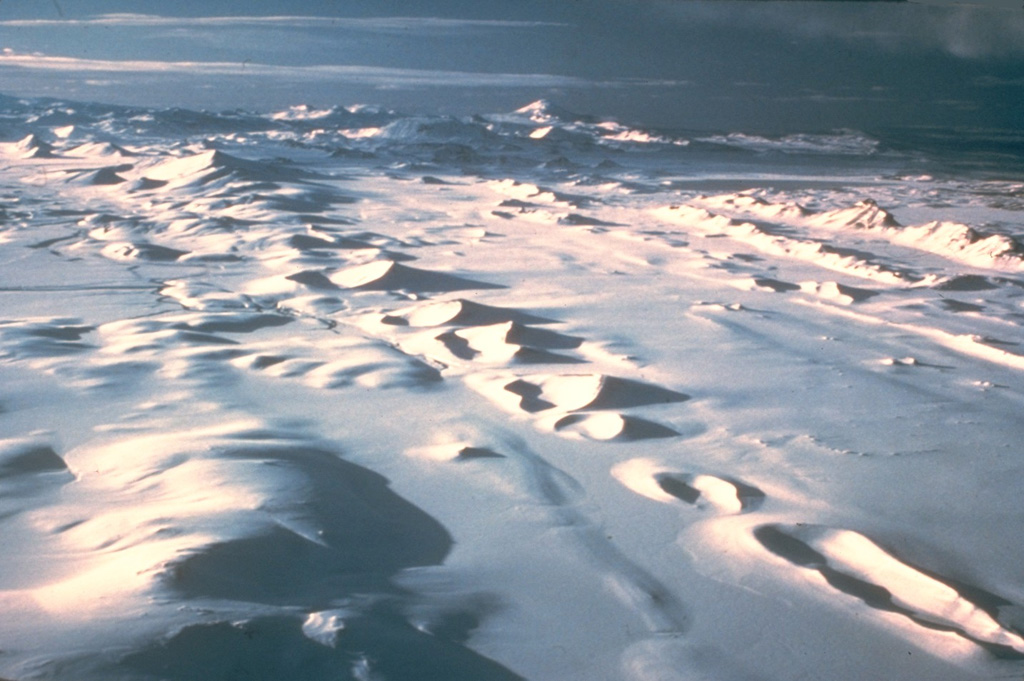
[
  {"x1": 0, "y1": 49, "x2": 588, "y2": 89},
  {"x1": 0, "y1": 14, "x2": 566, "y2": 32}
]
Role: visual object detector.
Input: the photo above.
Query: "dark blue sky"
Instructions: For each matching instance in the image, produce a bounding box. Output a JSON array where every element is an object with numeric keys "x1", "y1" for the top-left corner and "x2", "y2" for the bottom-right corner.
[{"x1": 0, "y1": 0, "x2": 1021, "y2": 132}]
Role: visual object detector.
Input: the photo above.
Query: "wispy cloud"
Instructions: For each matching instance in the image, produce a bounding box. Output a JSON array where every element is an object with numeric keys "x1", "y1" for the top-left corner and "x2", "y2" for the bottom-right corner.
[
  {"x1": 0, "y1": 14, "x2": 566, "y2": 32},
  {"x1": 0, "y1": 50, "x2": 586, "y2": 89},
  {"x1": 975, "y1": 75, "x2": 1024, "y2": 88}
]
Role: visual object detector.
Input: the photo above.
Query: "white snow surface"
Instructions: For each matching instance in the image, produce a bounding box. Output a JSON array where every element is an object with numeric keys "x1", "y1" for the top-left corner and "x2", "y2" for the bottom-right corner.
[{"x1": 1, "y1": 97, "x2": 1024, "y2": 681}]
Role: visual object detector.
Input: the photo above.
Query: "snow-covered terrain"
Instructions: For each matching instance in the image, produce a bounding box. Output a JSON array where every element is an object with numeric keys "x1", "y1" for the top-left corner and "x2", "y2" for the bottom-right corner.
[{"x1": 1, "y1": 94, "x2": 1023, "y2": 680}]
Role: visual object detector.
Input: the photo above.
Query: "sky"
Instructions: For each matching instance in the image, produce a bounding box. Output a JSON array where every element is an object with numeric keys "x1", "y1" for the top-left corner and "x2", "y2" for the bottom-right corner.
[{"x1": 0, "y1": 0, "x2": 1021, "y2": 132}]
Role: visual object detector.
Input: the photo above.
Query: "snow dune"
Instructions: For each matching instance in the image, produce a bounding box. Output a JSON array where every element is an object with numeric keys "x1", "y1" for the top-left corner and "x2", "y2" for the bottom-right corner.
[{"x1": 1, "y1": 97, "x2": 1023, "y2": 681}]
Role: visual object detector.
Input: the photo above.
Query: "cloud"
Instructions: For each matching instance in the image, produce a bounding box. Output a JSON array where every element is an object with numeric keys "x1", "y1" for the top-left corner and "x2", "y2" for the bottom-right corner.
[
  {"x1": 975, "y1": 75, "x2": 1024, "y2": 87},
  {"x1": 0, "y1": 49, "x2": 588, "y2": 89},
  {"x1": 650, "y1": 1, "x2": 1024, "y2": 58},
  {"x1": 0, "y1": 14, "x2": 566, "y2": 32}
]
